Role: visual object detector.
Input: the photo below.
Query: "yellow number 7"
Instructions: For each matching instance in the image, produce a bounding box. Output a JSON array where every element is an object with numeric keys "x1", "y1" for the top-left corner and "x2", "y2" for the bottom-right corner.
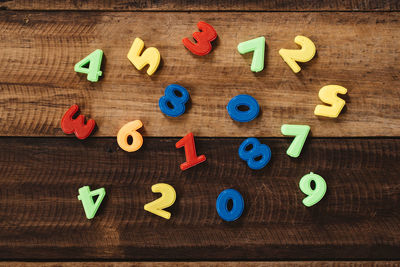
[
  {"x1": 279, "y1": 35, "x2": 316, "y2": 73},
  {"x1": 127, "y1": 37, "x2": 160, "y2": 76},
  {"x1": 144, "y1": 183, "x2": 176, "y2": 219}
]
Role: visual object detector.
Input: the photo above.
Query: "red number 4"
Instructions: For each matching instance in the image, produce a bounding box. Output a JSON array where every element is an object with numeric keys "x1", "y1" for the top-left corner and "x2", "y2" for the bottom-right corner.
[
  {"x1": 182, "y1": 21, "x2": 217, "y2": 56},
  {"x1": 176, "y1": 132, "x2": 206, "y2": 170}
]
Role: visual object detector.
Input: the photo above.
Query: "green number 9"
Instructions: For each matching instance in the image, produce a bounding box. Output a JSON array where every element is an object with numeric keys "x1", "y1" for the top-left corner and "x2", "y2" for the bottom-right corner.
[{"x1": 299, "y1": 172, "x2": 327, "y2": 207}]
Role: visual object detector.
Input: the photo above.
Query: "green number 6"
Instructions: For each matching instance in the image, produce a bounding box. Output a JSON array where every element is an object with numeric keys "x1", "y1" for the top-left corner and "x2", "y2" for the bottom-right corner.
[{"x1": 299, "y1": 172, "x2": 327, "y2": 207}]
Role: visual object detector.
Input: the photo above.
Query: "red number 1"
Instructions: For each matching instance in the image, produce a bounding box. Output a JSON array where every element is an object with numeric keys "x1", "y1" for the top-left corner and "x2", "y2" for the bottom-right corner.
[
  {"x1": 182, "y1": 21, "x2": 217, "y2": 56},
  {"x1": 176, "y1": 132, "x2": 206, "y2": 170}
]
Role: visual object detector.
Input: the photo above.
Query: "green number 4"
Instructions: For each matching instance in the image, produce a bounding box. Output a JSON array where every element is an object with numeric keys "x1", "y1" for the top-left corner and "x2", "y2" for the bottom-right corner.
[
  {"x1": 77, "y1": 186, "x2": 106, "y2": 219},
  {"x1": 74, "y1": 49, "x2": 103, "y2": 82}
]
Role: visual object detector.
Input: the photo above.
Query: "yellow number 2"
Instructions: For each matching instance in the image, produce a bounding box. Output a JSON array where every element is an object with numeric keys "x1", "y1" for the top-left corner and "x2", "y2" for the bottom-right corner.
[
  {"x1": 279, "y1": 35, "x2": 316, "y2": 73},
  {"x1": 127, "y1": 37, "x2": 160, "y2": 76},
  {"x1": 314, "y1": 85, "x2": 348, "y2": 118},
  {"x1": 117, "y1": 120, "x2": 143, "y2": 152},
  {"x1": 144, "y1": 183, "x2": 176, "y2": 220}
]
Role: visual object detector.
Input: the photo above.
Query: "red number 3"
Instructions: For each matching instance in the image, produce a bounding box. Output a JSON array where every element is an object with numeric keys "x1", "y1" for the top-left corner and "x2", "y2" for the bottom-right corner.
[
  {"x1": 61, "y1": 104, "x2": 95, "y2": 140},
  {"x1": 182, "y1": 21, "x2": 217, "y2": 56}
]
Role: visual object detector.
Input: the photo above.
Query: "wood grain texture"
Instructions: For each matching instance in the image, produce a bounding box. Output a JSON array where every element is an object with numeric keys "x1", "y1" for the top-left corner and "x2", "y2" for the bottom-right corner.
[
  {"x1": 1, "y1": 12, "x2": 399, "y2": 137},
  {"x1": 1, "y1": 0, "x2": 400, "y2": 11},
  {"x1": 0, "y1": 137, "x2": 398, "y2": 260},
  {"x1": 2, "y1": 262, "x2": 400, "y2": 267}
]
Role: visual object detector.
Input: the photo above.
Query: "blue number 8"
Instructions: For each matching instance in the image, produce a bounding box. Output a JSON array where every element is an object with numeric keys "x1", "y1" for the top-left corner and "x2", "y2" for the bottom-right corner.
[
  {"x1": 159, "y1": 84, "x2": 190, "y2": 117},
  {"x1": 238, "y1": 137, "x2": 271, "y2": 170}
]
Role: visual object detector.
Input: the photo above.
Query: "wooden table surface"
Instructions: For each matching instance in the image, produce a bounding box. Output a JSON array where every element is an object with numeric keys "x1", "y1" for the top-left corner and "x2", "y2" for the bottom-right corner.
[{"x1": 0, "y1": 0, "x2": 399, "y2": 266}]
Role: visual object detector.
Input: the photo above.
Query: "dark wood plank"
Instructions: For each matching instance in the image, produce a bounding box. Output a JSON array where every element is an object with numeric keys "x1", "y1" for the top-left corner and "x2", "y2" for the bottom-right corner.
[
  {"x1": 0, "y1": 137, "x2": 398, "y2": 260},
  {"x1": 2, "y1": 262, "x2": 400, "y2": 267},
  {"x1": 0, "y1": 11, "x2": 399, "y2": 137},
  {"x1": 1, "y1": 0, "x2": 400, "y2": 11}
]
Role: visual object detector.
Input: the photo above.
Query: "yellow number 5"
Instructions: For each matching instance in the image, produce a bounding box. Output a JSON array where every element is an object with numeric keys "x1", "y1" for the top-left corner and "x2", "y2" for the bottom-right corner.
[
  {"x1": 279, "y1": 35, "x2": 316, "y2": 73},
  {"x1": 127, "y1": 37, "x2": 160, "y2": 76},
  {"x1": 144, "y1": 183, "x2": 176, "y2": 220},
  {"x1": 314, "y1": 85, "x2": 348, "y2": 118}
]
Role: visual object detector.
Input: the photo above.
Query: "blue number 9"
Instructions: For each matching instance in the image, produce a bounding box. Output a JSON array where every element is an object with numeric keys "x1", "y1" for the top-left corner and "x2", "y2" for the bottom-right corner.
[
  {"x1": 159, "y1": 84, "x2": 190, "y2": 117},
  {"x1": 238, "y1": 137, "x2": 271, "y2": 170}
]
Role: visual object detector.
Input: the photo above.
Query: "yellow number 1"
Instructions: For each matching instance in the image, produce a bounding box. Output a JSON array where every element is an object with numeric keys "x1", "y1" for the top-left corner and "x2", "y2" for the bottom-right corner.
[
  {"x1": 279, "y1": 35, "x2": 316, "y2": 73},
  {"x1": 127, "y1": 37, "x2": 160, "y2": 76},
  {"x1": 314, "y1": 85, "x2": 348, "y2": 118},
  {"x1": 144, "y1": 183, "x2": 176, "y2": 220}
]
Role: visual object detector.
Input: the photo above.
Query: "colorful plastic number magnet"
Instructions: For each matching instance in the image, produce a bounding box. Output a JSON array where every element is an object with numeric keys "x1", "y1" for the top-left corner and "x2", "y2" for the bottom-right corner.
[
  {"x1": 182, "y1": 21, "x2": 217, "y2": 56},
  {"x1": 299, "y1": 172, "x2": 327, "y2": 207},
  {"x1": 159, "y1": 84, "x2": 190, "y2": 117},
  {"x1": 238, "y1": 137, "x2": 271, "y2": 170},
  {"x1": 77, "y1": 186, "x2": 106, "y2": 219},
  {"x1": 314, "y1": 85, "x2": 347, "y2": 118},
  {"x1": 117, "y1": 120, "x2": 143, "y2": 152},
  {"x1": 216, "y1": 189, "x2": 244, "y2": 222},
  {"x1": 227, "y1": 94, "x2": 260, "y2": 122},
  {"x1": 61, "y1": 104, "x2": 95, "y2": 140},
  {"x1": 279, "y1": 36, "x2": 316, "y2": 73},
  {"x1": 281, "y1": 124, "x2": 310, "y2": 158},
  {"x1": 144, "y1": 183, "x2": 176, "y2": 220},
  {"x1": 74, "y1": 49, "x2": 103, "y2": 82},
  {"x1": 127, "y1": 37, "x2": 160, "y2": 76},
  {"x1": 237, "y1": 36, "x2": 266, "y2": 72},
  {"x1": 176, "y1": 132, "x2": 206, "y2": 171}
]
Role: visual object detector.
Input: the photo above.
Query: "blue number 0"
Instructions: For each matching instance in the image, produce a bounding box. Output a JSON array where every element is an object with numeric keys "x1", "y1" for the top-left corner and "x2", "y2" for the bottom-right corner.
[
  {"x1": 238, "y1": 137, "x2": 271, "y2": 170},
  {"x1": 159, "y1": 84, "x2": 190, "y2": 117},
  {"x1": 216, "y1": 189, "x2": 244, "y2": 222},
  {"x1": 226, "y1": 94, "x2": 260, "y2": 122}
]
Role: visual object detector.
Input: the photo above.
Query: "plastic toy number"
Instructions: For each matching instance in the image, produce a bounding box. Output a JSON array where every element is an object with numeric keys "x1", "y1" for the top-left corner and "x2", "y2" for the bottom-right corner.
[
  {"x1": 216, "y1": 189, "x2": 244, "y2": 222},
  {"x1": 238, "y1": 138, "x2": 271, "y2": 170},
  {"x1": 314, "y1": 85, "x2": 348, "y2": 118},
  {"x1": 227, "y1": 94, "x2": 260, "y2": 122},
  {"x1": 299, "y1": 172, "x2": 327, "y2": 207},
  {"x1": 281, "y1": 124, "x2": 310, "y2": 158},
  {"x1": 159, "y1": 84, "x2": 190, "y2": 117},
  {"x1": 74, "y1": 49, "x2": 103, "y2": 82},
  {"x1": 117, "y1": 120, "x2": 143, "y2": 152},
  {"x1": 61, "y1": 104, "x2": 95, "y2": 140},
  {"x1": 144, "y1": 183, "x2": 176, "y2": 219},
  {"x1": 77, "y1": 186, "x2": 106, "y2": 219},
  {"x1": 182, "y1": 21, "x2": 217, "y2": 56},
  {"x1": 279, "y1": 36, "x2": 316, "y2": 73},
  {"x1": 237, "y1": 36, "x2": 266, "y2": 72},
  {"x1": 176, "y1": 132, "x2": 206, "y2": 170},
  {"x1": 127, "y1": 37, "x2": 160, "y2": 75}
]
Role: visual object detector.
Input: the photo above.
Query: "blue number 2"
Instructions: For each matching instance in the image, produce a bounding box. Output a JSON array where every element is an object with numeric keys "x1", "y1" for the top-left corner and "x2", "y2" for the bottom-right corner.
[
  {"x1": 216, "y1": 189, "x2": 244, "y2": 222},
  {"x1": 238, "y1": 137, "x2": 271, "y2": 170},
  {"x1": 159, "y1": 84, "x2": 190, "y2": 117}
]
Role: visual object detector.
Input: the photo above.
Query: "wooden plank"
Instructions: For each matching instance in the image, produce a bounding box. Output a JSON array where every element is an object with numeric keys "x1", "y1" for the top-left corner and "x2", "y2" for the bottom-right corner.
[
  {"x1": 2, "y1": 262, "x2": 400, "y2": 267},
  {"x1": 1, "y1": 12, "x2": 399, "y2": 137},
  {"x1": 1, "y1": 0, "x2": 400, "y2": 11},
  {"x1": 0, "y1": 137, "x2": 398, "y2": 260}
]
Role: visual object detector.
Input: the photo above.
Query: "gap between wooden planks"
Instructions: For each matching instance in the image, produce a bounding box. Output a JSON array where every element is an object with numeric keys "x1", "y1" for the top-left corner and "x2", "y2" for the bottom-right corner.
[
  {"x1": 0, "y1": 137, "x2": 398, "y2": 260},
  {"x1": 1, "y1": 0, "x2": 400, "y2": 11},
  {"x1": 1, "y1": 262, "x2": 400, "y2": 267},
  {"x1": 0, "y1": 12, "x2": 399, "y2": 137}
]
